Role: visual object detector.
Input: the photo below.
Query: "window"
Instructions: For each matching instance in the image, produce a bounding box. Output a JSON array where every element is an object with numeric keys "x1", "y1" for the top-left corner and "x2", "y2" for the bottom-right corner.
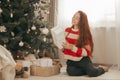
[{"x1": 57, "y1": 0, "x2": 116, "y2": 27}]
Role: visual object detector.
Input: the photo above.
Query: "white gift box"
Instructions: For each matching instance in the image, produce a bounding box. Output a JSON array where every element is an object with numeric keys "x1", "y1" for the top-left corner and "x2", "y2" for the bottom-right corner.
[
  {"x1": 16, "y1": 60, "x2": 31, "y2": 67},
  {"x1": 22, "y1": 60, "x2": 31, "y2": 67},
  {"x1": 30, "y1": 59, "x2": 62, "y2": 76},
  {"x1": 30, "y1": 57, "x2": 53, "y2": 67},
  {"x1": 38, "y1": 57, "x2": 53, "y2": 67}
]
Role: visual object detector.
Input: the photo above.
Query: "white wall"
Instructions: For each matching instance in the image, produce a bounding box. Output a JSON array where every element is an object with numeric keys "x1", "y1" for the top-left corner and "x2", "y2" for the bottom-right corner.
[{"x1": 116, "y1": 0, "x2": 120, "y2": 69}]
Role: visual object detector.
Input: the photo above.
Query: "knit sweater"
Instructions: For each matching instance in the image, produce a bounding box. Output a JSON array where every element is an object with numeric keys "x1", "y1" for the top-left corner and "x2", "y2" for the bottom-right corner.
[{"x1": 63, "y1": 27, "x2": 91, "y2": 61}]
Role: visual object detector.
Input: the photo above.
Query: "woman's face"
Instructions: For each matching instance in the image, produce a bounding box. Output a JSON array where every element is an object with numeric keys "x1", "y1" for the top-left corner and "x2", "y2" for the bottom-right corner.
[{"x1": 72, "y1": 12, "x2": 80, "y2": 26}]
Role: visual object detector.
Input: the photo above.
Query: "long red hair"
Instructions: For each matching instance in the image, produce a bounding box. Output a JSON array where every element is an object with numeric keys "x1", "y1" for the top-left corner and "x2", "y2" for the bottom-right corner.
[{"x1": 72, "y1": 11, "x2": 94, "y2": 52}]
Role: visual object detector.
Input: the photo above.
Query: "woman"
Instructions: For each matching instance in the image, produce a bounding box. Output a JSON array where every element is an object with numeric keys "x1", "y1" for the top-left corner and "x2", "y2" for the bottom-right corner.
[{"x1": 62, "y1": 10, "x2": 109, "y2": 77}]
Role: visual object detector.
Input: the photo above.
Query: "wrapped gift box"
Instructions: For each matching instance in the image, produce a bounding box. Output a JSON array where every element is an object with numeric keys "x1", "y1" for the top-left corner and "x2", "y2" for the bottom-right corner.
[
  {"x1": 30, "y1": 64, "x2": 61, "y2": 77},
  {"x1": 30, "y1": 59, "x2": 61, "y2": 77}
]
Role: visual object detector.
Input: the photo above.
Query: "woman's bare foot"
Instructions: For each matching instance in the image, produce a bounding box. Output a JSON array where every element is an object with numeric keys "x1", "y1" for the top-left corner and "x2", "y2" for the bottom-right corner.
[{"x1": 98, "y1": 65, "x2": 109, "y2": 72}]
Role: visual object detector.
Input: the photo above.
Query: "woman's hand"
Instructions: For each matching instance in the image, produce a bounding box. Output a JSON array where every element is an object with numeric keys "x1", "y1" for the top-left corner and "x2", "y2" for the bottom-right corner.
[{"x1": 62, "y1": 42, "x2": 73, "y2": 50}]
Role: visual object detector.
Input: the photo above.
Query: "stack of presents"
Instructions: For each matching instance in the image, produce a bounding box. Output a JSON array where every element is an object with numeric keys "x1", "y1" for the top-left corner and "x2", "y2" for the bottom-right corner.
[
  {"x1": 0, "y1": 45, "x2": 62, "y2": 79},
  {"x1": 15, "y1": 57, "x2": 62, "y2": 78},
  {"x1": 0, "y1": 57, "x2": 61, "y2": 79}
]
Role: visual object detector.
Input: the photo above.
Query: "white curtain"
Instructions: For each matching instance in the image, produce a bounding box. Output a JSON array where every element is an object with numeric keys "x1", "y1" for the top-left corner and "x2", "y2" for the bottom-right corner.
[
  {"x1": 116, "y1": 0, "x2": 120, "y2": 70},
  {"x1": 56, "y1": 0, "x2": 120, "y2": 68},
  {"x1": 57, "y1": 0, "x2": 115, "y2": 27}
]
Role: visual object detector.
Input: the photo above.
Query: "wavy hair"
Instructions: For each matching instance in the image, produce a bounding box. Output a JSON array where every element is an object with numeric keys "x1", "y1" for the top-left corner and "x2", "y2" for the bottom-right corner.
[{"x1": 72, "y1": 11, "x2": 93, "y2": 52}]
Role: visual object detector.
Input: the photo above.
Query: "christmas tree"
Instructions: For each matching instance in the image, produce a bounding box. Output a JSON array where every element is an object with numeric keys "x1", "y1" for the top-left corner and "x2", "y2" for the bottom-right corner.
[{"x1": 0, "y1": 0, "x2": 58, "y2": 60}]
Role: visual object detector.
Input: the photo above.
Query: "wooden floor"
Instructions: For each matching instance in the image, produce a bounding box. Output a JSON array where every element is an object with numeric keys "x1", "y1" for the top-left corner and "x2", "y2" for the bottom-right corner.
[{"x1": 15, "y1": 66, "x2": 120, "y2": 80}]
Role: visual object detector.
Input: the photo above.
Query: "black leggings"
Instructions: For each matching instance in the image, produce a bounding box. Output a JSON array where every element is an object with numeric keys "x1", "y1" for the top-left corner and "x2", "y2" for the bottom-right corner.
[{"x1": 66, "y1": 57, "x2": 105, "y2": 77}]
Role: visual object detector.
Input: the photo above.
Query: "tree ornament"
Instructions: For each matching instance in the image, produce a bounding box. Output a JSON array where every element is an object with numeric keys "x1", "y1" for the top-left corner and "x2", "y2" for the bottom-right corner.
[
  {"x1": 10, "y1": 12, "x2": 13, "y2": 18},
  {"x1": 0, "y1": 25, "x2": 6, "y2": 32},
  {"x1": 11, "y1": 32, "x2": 15, "y2": 37},
  {"x1": 7, "y1": 0, "x2": 10, "y2": 2},
  {"x1": 31, "y1": 25, "x2": 36, "y2": 30},
  {"x1": 17, "y1": 55, "x2": 20, "y2": 59},
  {"x1": 0, "y1": 8, "x2": 3, "y2": 13},
  {"x1": 19, "y1": 41, "x2": 24, "y2": 47},
  {"x1": 43, "y1": 37, "x2": 47, "y2": 42},
  {"x1": 24, "y1": 13, "x2": 28, "y2": 16},
  {"x1": 42, "y1": 27, "x2": 49, "y2": 34}
]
